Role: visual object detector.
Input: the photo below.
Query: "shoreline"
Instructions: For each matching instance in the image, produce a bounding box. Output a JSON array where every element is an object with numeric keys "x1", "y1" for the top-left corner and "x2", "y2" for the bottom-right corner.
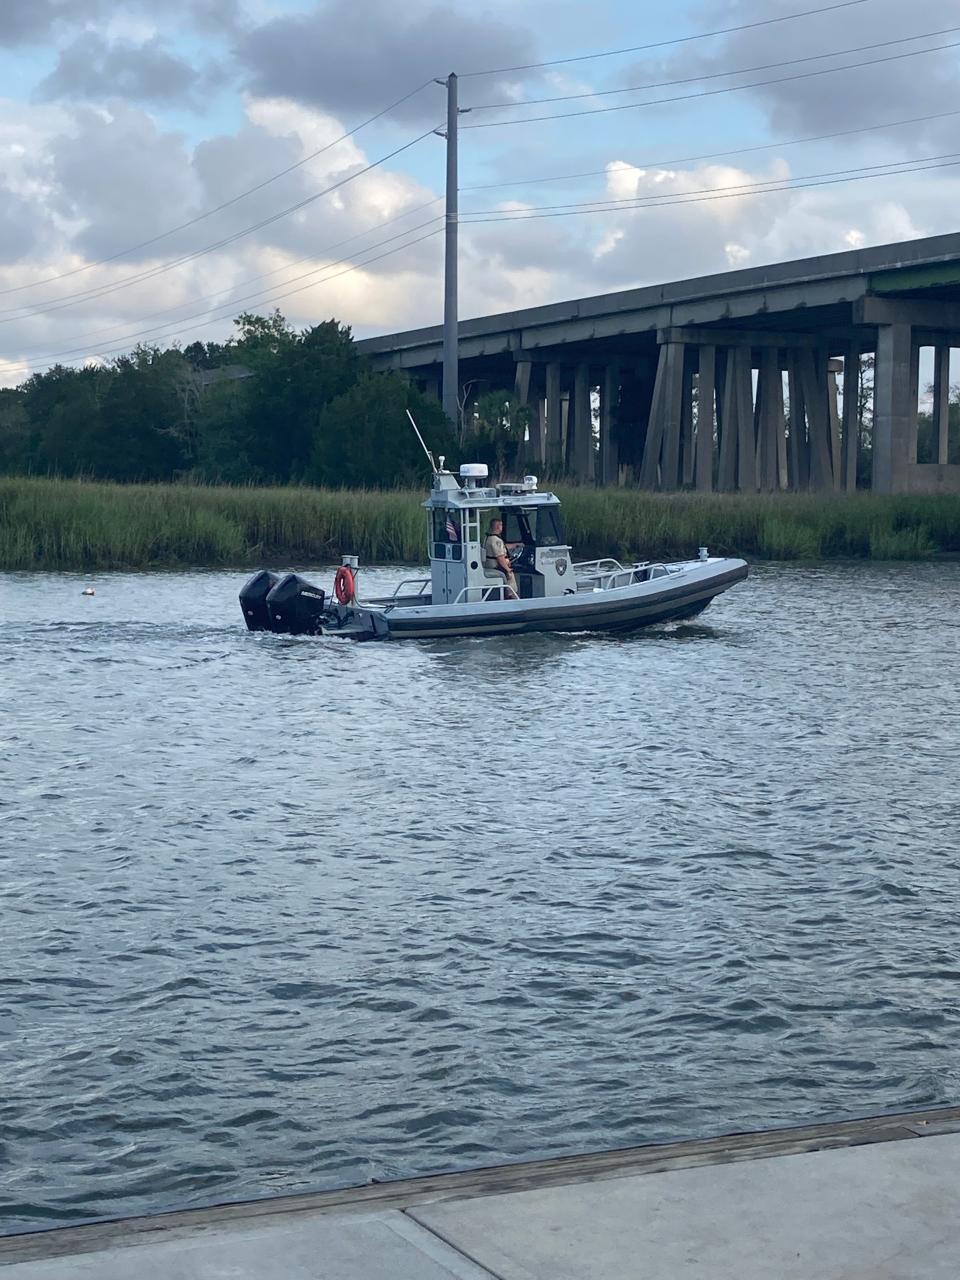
[
  {"x1": 2, "y1": 1105, "x2": 958, "y2": 1274},
  {"x1": 3, "y1": 475, "x2": 960, "y2": 571}
]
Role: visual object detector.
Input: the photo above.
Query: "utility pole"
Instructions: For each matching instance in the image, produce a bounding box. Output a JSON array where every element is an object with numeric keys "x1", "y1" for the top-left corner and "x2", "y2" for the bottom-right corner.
[{"x1": 439, "y1": 72, "x2": 459, "y2": 429}]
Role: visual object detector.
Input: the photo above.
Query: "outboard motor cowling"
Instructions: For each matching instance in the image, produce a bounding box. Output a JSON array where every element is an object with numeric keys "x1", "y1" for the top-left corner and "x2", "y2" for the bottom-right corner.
[
  {"x1": 265, "y1": 573, "x2": 328, "y2": 635},
  {"x1": 239, "y1": 570, "x2": 279, "y2": 631}
]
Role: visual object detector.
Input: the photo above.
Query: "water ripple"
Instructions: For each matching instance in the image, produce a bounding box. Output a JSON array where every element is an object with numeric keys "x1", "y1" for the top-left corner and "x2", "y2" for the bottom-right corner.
[{"x1": 1, "y1": 562, "x2": 959, "y2": 1231}]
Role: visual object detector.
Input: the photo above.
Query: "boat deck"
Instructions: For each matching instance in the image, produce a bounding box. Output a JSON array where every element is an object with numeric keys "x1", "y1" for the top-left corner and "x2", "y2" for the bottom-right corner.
[{"x1": 3, "y1": 1105, "x2": 960, "y2": 1277}]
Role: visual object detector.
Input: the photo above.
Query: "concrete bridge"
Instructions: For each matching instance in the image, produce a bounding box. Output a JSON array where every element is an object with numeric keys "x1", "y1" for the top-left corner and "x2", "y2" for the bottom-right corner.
[{"x1": 357, "y1": 232, "x2": 960, "y2": 493}]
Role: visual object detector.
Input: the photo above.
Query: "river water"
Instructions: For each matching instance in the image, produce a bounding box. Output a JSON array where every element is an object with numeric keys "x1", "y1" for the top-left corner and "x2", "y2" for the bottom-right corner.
[{"x1": 1, "y1": 561, "x2": 959, "y2": 1233}]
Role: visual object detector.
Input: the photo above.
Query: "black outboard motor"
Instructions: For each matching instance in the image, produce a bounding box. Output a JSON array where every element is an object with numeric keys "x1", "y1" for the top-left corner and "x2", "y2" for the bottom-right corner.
[
  {"x1": 265, "y1": 573, "x2": 328, "y2": 635},
  {"x1": 239, "y1": 570, "x2": 279, "y2": 631}
]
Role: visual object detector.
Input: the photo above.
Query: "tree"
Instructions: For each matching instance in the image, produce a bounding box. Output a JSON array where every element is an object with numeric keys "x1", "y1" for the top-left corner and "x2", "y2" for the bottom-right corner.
[
  {"x1": 463, "y1": 390, "x2": 531, "y2": 478},
  {"x1": 309, "y1": 372, "x2": 456, "y2": 487},
  {"x1": 22, "y1": 365, "x2": 108, "y2": 476},
  {"x1": 0, "y1": 389, "x2": 30, "y2": 473},
  {"x1": 98, "y1": 346, "x2": 196, "y2": 481},
  {"x1": 856, "y1": 354, "x2": 874, "y2": 487},
  {"x1": 222, "y1": 315, "x2": 361, "y2": 482},
  {"x1": 917, "y1": 381, "x2": 960, "y2": 464}
]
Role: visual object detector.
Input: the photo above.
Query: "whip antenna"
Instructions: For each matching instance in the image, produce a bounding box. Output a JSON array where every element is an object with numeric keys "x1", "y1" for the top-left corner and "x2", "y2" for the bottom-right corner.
[{"x1": 406, "y1": 409, "x2": 438, "y2": 472}]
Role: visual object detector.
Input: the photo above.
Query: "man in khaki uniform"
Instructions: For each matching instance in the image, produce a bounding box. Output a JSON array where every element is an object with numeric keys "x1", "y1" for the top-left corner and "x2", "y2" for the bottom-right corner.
[{"x1": 482, "y1": 518, "x2": 520, "y2": 599}]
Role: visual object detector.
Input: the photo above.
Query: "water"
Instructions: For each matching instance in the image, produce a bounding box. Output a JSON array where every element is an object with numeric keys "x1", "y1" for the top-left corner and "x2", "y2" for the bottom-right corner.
[{"x1": 1, "y1": 561, "x2": 959, "y2": 1233}]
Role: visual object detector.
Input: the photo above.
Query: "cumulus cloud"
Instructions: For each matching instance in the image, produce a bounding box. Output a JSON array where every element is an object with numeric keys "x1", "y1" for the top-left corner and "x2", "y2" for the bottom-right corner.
[
  {"x1": 236, "y1": 0, "x2": 539, "y2": 122},
  {"x1": 41, "y1": 106, "x2": 202, "y2": 260},
  {"x1": 37, "y1": 32, "x2": 215, "y2": 106},
  {"x1": 0, "y1": 92, "x2": 447, "y2": 384},
  {"x1": 4, "y1": 0, "x2": 960, "y2": 387}
]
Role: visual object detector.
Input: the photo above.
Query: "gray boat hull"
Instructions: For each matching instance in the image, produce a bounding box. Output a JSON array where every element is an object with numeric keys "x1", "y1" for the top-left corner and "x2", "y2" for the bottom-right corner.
[{"x1": 354, "y1": 559, "x2": 748, "y2": 640}]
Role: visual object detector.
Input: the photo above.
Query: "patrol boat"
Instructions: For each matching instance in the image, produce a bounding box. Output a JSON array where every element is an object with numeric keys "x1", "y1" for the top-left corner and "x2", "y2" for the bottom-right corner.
[{"x1": 239, "y1": 461, "x2": 748, "y2": 641}]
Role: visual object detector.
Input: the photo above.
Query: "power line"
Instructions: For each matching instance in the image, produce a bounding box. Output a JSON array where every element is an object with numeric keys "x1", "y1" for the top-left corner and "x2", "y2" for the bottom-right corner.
[
  {"x1": 462, "y1": 38, "x2": 960, "y2": 129},
  {"x1": 466, "y1": 25, "x2": 960, "y2": 112},
  {"x1": 464, "y1": 151, "x2": 960, "y2": 216},
  {"x1": 12, "y1": 218, "x2": 442, "y2": 364},
  {"x1": 461, "y1": 108, "x2": 960, "y2": 192},
  {"x1": 461, "y1": 156, "x2": 960, "y2": 223},
  {"x1": 0, "y1": 79, "x2": 436, "y2": 301},
  {"x1": 6, "y1": 198, "x2": 444, "y2": 359},
  {"x1": 9, "y1": 227, "x2": 443, "y2": 376},
  {"x1": 0, "y1": 129, "x2": 436, "y2": 325},
  {"x1": 458, "y1": 0, "x2": 873, "y2": 77}
]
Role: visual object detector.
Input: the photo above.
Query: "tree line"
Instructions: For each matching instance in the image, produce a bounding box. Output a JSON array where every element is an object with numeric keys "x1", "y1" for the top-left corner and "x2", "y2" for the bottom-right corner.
[{"x1": 0, "y1": 312, "x2": 462, "y2": 487}]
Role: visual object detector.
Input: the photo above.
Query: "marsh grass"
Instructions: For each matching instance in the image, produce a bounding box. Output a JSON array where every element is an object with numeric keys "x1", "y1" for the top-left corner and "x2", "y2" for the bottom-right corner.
[{"x1": 1, "y1": 476, "x2": 958, "y2": 570}]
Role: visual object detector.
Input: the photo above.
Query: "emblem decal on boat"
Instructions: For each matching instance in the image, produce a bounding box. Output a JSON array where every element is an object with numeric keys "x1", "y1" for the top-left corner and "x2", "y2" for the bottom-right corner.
[{"x1": 556, "y1": 559, "x2": 568, "y2": 575}]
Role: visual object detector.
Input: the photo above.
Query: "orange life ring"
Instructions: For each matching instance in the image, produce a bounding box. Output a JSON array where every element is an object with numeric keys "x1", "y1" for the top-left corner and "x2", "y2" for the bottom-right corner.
[{"x1": 334, "y1": 565, "x2": 355, "y2": 604}]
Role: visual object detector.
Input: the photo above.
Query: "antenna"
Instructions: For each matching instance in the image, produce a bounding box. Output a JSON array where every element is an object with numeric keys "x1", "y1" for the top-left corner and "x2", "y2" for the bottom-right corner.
[{"x1": 406, "y1": 409, "x2": 438, "y2": 472}]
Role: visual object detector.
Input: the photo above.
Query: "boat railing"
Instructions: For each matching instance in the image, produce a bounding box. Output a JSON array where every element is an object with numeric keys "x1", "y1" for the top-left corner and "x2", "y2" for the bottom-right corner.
[
  {"x1": 451, "y1": 583, "x2": 516, "y2": 604},
  {"x1": 573, "y1": 557, "x2": 625, "y2": 575},
  {"x1": 573, "y1": 557, "x2": 641, "y2": 592},
  {"x1": 573, "y1": 558, "x2": 685, "y2": 592},
  {"x1": 389, "y1": 578, "x2": 431, "y2": 599}
]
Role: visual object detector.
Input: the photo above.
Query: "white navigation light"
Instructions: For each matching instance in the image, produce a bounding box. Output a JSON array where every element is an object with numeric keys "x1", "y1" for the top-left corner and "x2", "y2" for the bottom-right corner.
[{"x1": 523, "y1": 475, "x2": 538, "y2": 491}]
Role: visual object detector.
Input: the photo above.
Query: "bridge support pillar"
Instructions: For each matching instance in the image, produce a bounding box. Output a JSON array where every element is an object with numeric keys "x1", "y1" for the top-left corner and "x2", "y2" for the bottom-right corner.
[
  {"x1": 733, "y1": 347, "x2": 757, "y2": 492},
  {"x1": 640, "y1": 341, "x2": 686, "y2": 489},
  {"x1": 572, "y1": 362, "x2": 593, "y2": 481},
  {"x1": 616, "y1": 355, "x2": 656, "y2": 481},
  {"x1": 514, "y1": 359, "x2": 544, "y2": 468},
  {"x1": 695, "y1": 345, "x2": 715, "y2": 492},
  {"x1": 545, "y1": 362, "x2": 563, "y2": 472},
  {"x1": 873, "y1": 323, "x2": 914, "y2": 492},
  {"x1": 796, "y1": 349, "x2": 833, "y2": 490},
  {"x1": 681, "y1": 347, "x2": 697, "y2": 487},
  {"x1": 787, "y1": 353, "x2": 808, "y2": 490},
  {"x1": 717, "y1": 349, "x2": 737, "y2": 492},
  {"x1": 600, "y1": 365, "x2": 620, "y2": 485},
  {"x1": 933, "y1": 343, "x2": 951, "y2": 465},
  {"x1": 714, "y1": 346, "x2": 756, "y2": 492},
  {"x1": 756, "y1": 348, "x2": 784, "y2": 492}
]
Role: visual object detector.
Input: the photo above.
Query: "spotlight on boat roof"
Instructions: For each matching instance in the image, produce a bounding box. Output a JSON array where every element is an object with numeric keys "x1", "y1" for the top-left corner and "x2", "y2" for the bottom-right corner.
[
  {"x1": 523, "y1": 475, "x2": 538, "y2": 491},
  {"x1": 459, "y1": 462, "x2": 488, "y2": 489}
]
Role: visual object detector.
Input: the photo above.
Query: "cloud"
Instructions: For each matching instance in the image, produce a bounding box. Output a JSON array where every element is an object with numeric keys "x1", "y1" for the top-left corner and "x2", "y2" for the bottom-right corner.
[
  {"x1": 0, "y1": 180, "x2": 52, "y2": 263},
  {"x1": 4, "y1": 0, "x2": 960, "y2": 389},
  {"x1": 42, "y1": 105, "x2": 202, "y2": 261},
  {"x1": 629, "y1": 0, "x2": 960, "y2": 154},
  {"x1": 0, "y1": 93, "x2": 446, "y2": 385},
  {"x1": 236, "y1": 0, "x2": 539, "y2": 122},
  {"x1": 0, "y1": 0, "x2": 248, "y2": 47},
  {"x1": 0, "y1": 0, "x2": 88, "y2": 46},
  {"x1": 37, "y1": 32, "x2": 214, "y2": 106}
]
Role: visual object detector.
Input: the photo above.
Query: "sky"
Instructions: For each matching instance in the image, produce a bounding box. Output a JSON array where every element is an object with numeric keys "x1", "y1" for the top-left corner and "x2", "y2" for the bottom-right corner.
[{"x1": 0, "y1": 0, "x2": 958, "y2": 385}]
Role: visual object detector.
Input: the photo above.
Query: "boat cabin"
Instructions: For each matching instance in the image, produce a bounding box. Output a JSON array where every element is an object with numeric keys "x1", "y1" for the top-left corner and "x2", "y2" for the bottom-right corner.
[{"x1": 424, "y1": 463, "x2": 574, "y2": 606}]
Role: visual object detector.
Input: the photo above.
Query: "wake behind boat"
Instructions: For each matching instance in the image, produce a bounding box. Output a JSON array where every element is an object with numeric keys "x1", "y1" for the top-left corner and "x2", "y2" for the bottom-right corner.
[{"x1": 239, "y1": 460, "x2": 747, "y2": 641}]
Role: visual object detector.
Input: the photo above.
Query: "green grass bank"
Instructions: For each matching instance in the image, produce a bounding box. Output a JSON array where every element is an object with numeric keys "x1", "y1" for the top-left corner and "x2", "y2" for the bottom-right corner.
[{"x1": 2, "y1": 475, "x2": 960, "y2": 570}]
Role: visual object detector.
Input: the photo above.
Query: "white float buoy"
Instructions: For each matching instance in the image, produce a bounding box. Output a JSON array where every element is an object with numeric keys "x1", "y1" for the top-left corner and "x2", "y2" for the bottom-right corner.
[{"x1": 81, "y1": 587, "x2": 95, "y2": 596}]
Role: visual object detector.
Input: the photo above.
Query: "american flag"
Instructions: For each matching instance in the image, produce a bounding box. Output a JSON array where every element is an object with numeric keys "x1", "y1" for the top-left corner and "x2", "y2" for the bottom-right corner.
[{"x1": 446, "y1": 513, "x2": 459, "y2": 541}]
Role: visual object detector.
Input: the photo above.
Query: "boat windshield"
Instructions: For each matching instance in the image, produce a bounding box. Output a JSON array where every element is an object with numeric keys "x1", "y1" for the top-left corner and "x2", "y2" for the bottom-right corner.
[{"x1": 501, "y1": 506, "x2": 564, "y2": 547}]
